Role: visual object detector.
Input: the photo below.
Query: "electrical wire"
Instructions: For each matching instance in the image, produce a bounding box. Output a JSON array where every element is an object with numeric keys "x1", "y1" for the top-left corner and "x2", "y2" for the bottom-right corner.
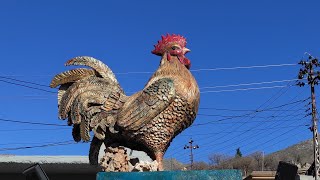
[
  {"x1": 190, "y1": 63, "x2": 297, "y2": 72},
  {"x1": 181, "y1": 124, "x2": 308, "y2": 136},
  {"x1": 0, "y1": 128, "x2": 69, "y2": 132},
  {"x1": 200, "y1": 85, "x2": 291, "y2": 93},
  {"x1": 0, "y1": 79, "x2": 57, "y2": 94},
  {"x1": 0, "y1": 140, "x2": 79, "y2": 151},
  {"x1": 197, "y1": 98, "x2": 308, "y2": 119},
  {"x1": 0, "y1": 76, "x2": 51, "y2": 88},
  {"x1": 200, "y1": 79, "x2": 299, "y2": 90},
  {"x1": 0, "y1": 118, "x2": 68, "y2": 127},
  {"x1": 243, "y1": 121, "x2": 309, "y2": 155},
  {"x1": 117, "y1": 63, "x2": 298, "y2": 74},
  {"x1": 1, "y1": 62, "x2": 298, "y2": 76},
  {"x1": 195, "y1": 100, "x2": 308, "y2": 158},
  {"x1": 0, "y1": 77, "x2": 302, "y2": 97}
]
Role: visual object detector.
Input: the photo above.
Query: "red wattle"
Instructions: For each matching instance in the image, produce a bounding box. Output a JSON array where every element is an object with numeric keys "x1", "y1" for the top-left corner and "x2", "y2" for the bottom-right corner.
[
  {"x1": 177, "y1": 55, "x2": 191, "y2": 69},
  {"x1": 167, "y1": 53, "x2": 171, "y2": 61}
]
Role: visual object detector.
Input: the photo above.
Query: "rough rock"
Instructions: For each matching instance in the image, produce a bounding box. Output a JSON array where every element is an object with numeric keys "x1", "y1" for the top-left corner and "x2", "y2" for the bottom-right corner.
[
  {"x1": 100, "y1": 146, "x2": 158, "y2": 172},
  {"x1": 132, "y1": 160, "x2": 159, "y2": 172},
  {"x1": 100, "y1": 146, "x2": 129, "y2": 172}
]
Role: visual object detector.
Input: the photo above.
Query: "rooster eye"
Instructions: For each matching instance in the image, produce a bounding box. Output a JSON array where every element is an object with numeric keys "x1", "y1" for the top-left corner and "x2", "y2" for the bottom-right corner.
[{"x1": 171, "y1": 46, "x2": 179, "y2": 50}]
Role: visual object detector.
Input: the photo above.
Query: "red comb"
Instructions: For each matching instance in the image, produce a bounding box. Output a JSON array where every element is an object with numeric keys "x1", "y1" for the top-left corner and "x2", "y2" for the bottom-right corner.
[{"x1": 152, "y1": 34, "x2": 187, "y2": 55}]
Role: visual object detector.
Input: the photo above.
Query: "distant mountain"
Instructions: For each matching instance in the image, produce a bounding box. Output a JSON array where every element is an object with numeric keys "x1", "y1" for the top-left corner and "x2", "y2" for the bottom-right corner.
[{"x1": 267, "y1": 139, "x2": 313, "y2": 165}]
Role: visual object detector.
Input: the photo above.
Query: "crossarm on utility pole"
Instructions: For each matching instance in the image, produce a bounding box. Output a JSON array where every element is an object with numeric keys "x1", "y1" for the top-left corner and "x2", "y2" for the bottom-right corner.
[{"x1": 184, "y1": 138, "x2": 199, "y2": 170}]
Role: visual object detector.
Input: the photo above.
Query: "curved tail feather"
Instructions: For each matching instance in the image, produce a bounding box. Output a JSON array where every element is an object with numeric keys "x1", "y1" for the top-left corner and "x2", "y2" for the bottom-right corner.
[
  {"x1": 50, "y1": 68, "x2": 97, "y2": 88},
  {"x1": 51, "y1": 56, "x2": 125, "y2": 144},
  {"x1": 65, "y1": 56, "x2": 119, "y2": 85}
]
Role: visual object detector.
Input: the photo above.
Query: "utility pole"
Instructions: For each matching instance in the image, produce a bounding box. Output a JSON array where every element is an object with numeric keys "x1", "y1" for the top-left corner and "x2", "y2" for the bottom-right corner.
[
  {"x1": 184, "y1": 138, "x2": 199, "y2": 170},
  {"x1": 262, "y1": 151, "x2": 264, "y2": 171},
  {"x1": 297, "y1": 54, "x2": 320, "y2": 179}
]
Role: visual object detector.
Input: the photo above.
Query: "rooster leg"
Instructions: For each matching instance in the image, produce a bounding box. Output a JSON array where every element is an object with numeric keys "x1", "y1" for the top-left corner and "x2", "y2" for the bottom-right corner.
[
  {"x1": 89, "y1": 136, "x2": 103, "y2": 165},
  {"x1": 155, "y1": 152, "x2": 164, "y2": 171}
]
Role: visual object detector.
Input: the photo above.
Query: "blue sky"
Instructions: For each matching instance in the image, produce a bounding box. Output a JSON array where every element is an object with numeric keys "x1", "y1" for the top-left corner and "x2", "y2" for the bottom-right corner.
[{"x1": 0, "y1": 1, "x2": 319, "y2": 163}]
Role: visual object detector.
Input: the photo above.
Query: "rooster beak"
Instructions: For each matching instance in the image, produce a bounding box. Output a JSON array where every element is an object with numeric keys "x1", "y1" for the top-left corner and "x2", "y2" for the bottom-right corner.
[{"x1": 183, "y1": 48, "x2": 191, "y2": 54}]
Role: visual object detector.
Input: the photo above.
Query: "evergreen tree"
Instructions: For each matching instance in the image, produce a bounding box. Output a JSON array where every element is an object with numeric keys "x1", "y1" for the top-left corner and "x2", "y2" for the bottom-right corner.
[{"x1": 235, "y1": 148, "x2": 242, "y2": 158}]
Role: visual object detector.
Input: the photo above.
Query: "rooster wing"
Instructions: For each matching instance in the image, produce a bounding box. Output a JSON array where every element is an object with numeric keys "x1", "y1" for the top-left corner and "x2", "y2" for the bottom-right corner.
[{"x1": 117, "y1": 78, "x2": 175, "y2": 131}]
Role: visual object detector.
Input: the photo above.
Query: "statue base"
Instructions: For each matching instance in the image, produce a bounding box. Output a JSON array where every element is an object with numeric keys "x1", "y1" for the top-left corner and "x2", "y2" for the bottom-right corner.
[{"x1": 96, "y1": 170, "x2": 242, "y2": 180}]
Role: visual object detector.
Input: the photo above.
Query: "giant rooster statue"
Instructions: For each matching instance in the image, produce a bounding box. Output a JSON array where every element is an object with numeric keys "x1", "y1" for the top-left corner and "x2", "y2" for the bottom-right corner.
[{"x1": 50, "y1": 34, "x2": 200, "y2": 170}]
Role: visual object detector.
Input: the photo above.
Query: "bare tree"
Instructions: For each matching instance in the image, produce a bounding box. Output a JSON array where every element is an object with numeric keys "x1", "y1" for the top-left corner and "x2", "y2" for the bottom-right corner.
[
  {"x1": 250, "y1": 151, "x2": 263, "y2": 171},
  {"x1": 209, "y1": 153, "x2": 231, "y2": 166},
  {"x1": 264, "y1": 155, "x2": 280, "y2": 170},
  {"x1": 193, "y1": 161, "x2": 210, "y2": 170},
  {"x1": 209, "y1": 153, "x2": 233, "y2": 169},
  {"x1": 232, "y1": 157, "x2": 253, "y2": 177}
]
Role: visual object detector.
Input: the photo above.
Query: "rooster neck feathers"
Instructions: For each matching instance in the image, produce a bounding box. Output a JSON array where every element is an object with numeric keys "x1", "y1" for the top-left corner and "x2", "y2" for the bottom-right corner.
[{"x1": 146, "y1": 55, "x2": 199, "y2": 102}]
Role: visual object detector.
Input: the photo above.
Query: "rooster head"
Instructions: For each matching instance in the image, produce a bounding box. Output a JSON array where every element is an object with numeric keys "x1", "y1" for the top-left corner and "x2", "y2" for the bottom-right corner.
[{"x1": 152, "y1": 34, "x2": 191, "y2": 69}]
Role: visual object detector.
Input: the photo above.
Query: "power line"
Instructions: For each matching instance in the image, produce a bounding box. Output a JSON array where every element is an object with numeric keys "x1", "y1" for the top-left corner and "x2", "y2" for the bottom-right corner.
[
  {"x1": 200, "y1": 85, "x2": 291, "y2": 94},
  {"x1": 124, "y1": 84, "x2": 298, "y2": 95},
  {"x1": 0, "y1": 140, "x2": 79, "y2": 151},
  {"x1": 0, "y1": 79, "x2": 57, "y2": 94},
  {"x1": 224, "y1": 117, "x2": 308, "y2": 155},
  {"x1": 0, "y1": 75, "x2": 303, "y2": 97},
  {"x1": 200, "y1": 102, "x2": 308, "y2": 156},
  {"x1": 193, "y1": 108, "x2": 306, "y2": 126},
  {"x1": 1, "y1": 62, "x2": 298, "y2": 76},
  {"x1": 198, "y1": 79, "x2": 296, "y2": 128},
  {"x1": 0, "y1": 140, "x2": 75, "y2": 146},
  {"x1": 172, "y1": 114, "x2": 307, "y2": 160},
  {"x1": 0, "y1": 95, "x2": 53, "y2": 99},
  {"x1": 200, "y1": 79, "x2": 299, "y2": 90},
  {"x1": 181, "y1": 124, "x2": 308, "y2": 136},
  {"x1": 248, "y1": 128, "x2": 309, "y2": 155},
  {"x1": 116, "y1": 63, "x2": 297, "y2": 74},
  {"x1": 194, "y1": 118, "x2": 306, "y2": 125},
  {"x1": 0, "y1": 128, "x2": 69, "y2": 132},
  {"x1": 170, "y1": 109, "x2": 305, "y2": 157},
  {"x1": 244, "y1": 122, "x2": 309, "y2": 155},
  {"x1": 197, "y1": 113, "x2": 304, "y2": 119},
  {"x1": 0, "y1": 118, "x2": 68, "y2": 127},
  {"x1": 198, "y1": 98, "x2": 308, "y2": 114},
  {"x1": 186, "y1": 114, "x2": 307, "y2": 161},
  {"x1": 1, "y1": 76, "x2": 299, "y2": 95},
  {"x1": 191, "y1": 63, "x2": 297, "y2": 72},
  {"x1": 0, "y1": 76, "x2": 51, "y2": 88},
  {"x1": 192, "y1": 112, "x2": 255, "y2": 126}
]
